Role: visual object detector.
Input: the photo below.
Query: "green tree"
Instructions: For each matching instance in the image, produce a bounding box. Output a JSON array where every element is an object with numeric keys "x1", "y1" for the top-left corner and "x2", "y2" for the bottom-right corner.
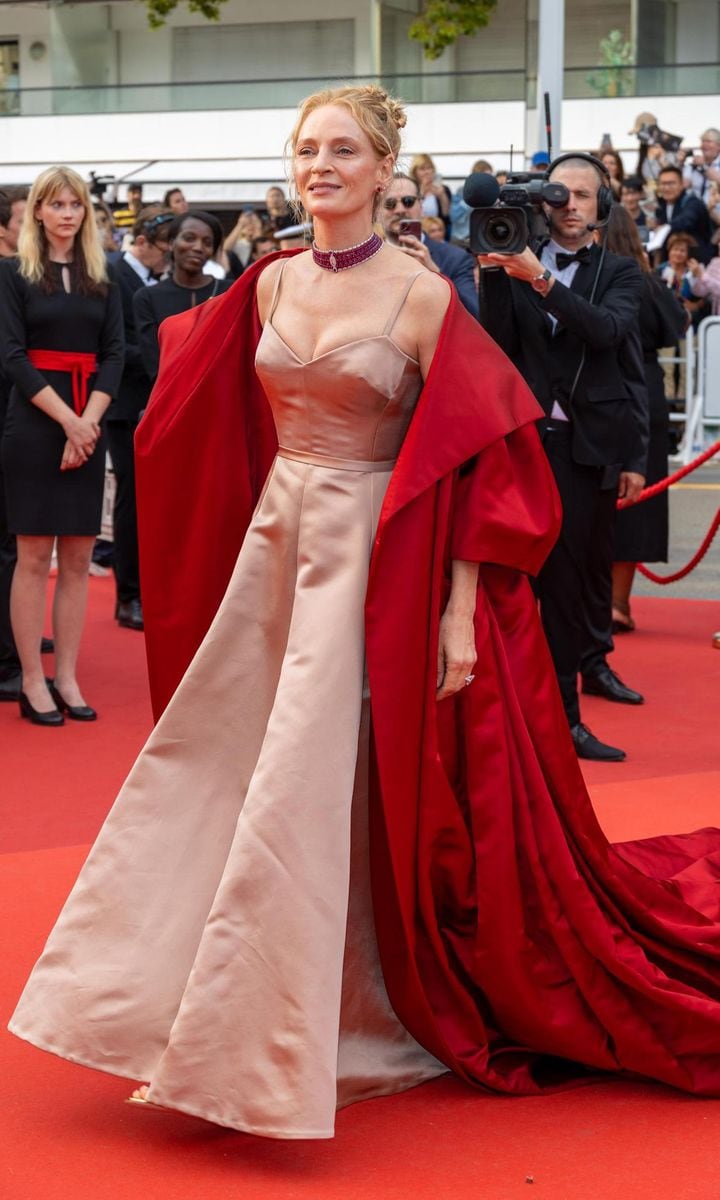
[
  {"x1": 138, "y1": 0, "x2": 228, "y2": 29},
  {"x1": 586, "y1": 30, "x2": 634, "y2": 98},
  {"x1": 409, "y1": 0, "x2": 499, "y2": 61}
]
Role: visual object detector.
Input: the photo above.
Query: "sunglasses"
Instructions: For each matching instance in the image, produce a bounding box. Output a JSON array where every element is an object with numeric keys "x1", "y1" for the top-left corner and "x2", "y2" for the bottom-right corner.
[
  {"x1": 383, "y1": 196, "x2": 418, "y2": 211},
  {"x1": 143, "y1": 213, "x2": 175, "y2": 234}
]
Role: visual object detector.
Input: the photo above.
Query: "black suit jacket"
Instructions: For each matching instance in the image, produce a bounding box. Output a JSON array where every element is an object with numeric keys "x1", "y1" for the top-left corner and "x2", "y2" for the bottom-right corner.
[
  {"x1": 426, "y1": 237, "x2": 478, "y2": 318},
  {"x1": 655, "y1": 191, "x2": 714, "y2": 262},
  {"x1": 480, "y1": 244, "x2": 648, "y2": 476},
  {"x1": 107, "y1": 257, "x2": 153, "y2": 422}
]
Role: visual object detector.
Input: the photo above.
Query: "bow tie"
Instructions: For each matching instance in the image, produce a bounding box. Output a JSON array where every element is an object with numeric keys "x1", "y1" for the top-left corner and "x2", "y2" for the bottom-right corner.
[{"x1": 555, "y1": 246, "x2": 592, "y2": 270}]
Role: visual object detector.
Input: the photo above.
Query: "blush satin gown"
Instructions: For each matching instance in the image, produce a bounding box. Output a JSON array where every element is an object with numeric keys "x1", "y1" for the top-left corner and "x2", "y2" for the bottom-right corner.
[{"x1": 9, "y1": 267, "x2": 448, "y2": 1138}]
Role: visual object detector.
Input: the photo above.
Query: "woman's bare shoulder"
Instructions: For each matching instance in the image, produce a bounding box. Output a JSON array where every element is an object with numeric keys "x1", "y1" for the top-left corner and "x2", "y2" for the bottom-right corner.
[
  {"x1": 256, "y1": 251, "x2": 311, "y2": 321},
  {"x1": 255, "y1": 256, "x2": 283, "y2": 320},
  {"x1": 402, "y1": 270, "x2": 452, "y2": 377},
  {"x1": 406, "y1": 267, "x2": 452, "y2": 316}
]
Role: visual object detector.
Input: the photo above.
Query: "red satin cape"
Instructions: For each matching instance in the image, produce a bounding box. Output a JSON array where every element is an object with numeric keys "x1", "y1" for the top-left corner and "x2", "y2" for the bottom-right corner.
[{"x1": 136, "y1": 253, "x2": 720, "y2": 1098}]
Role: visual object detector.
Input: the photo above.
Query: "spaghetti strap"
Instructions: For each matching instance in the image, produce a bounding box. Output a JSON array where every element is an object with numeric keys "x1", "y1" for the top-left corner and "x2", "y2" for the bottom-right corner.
[
  {"x1": 268, "y1": 259, "x2": 289, "y2": 323},
  {"x1": 382, "y1": 272, "x2": 425, "y2": 337}
]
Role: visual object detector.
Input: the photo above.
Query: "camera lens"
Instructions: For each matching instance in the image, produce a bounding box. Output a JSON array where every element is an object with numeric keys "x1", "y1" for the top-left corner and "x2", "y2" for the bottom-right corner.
[
  {"x1": 488, "y1": 215, "x2": 513, "y2": 247},
  {"x1": 469, "y1": 205, "x2": 528, "y2": 256}
]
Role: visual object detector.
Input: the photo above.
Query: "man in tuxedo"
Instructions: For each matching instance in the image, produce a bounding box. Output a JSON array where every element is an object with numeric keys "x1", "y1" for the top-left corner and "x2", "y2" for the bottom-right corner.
[
  {"x1": 380, "y1": 174, "x2": 478, "y2": 316},
  {"x1": 655, "y1": 165, "x2": 714, "y2": 262},
  {"x1": 479, "y1": 156, "x2": 648, "y2": 761},
  {"x1": 107, "y1": 208, "x2": 173, "y2": 630}
]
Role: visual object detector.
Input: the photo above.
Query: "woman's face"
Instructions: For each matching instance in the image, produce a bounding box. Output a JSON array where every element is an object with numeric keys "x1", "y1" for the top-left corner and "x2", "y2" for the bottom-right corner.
[
  {"x1": 294, "y1": 104, "x2": 391, "y2": 222},
  {"x1": 266, "y1": 188, "x2": 286, "y2": 216},
  {"x1": 415, "y1": 161, "x2": 435, "y2": 187},
  {"x1": 602, "y1": 154, "x2": 619, "y2": 179},
  {"x1": 172, "y1": 217, "x2": 215, "y2": 272},
  {"x1": 426, "y1": 219, "x2": 445, "y2": 241},
  {"x1": 37, "y1": 186, "x2": 85, "y2": 241},
  {"x1": 668, "y1": 243, "x2": 689, "y2": 270},
  {"x1": 94, "y1": 208, "x2": 115, "y2": 249}
]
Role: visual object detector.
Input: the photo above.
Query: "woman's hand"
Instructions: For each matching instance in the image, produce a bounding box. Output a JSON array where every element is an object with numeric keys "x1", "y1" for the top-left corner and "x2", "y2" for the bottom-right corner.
[
  {"x1": 436, "y1": 605, "x2": 477, "y2": 700},
  {"x1": 688, "y1": 257, "x2": 705, "y2": 279},
  {"x1": 60, "y1": 439, "x2": 87, "y2": 471},
  {"x1": 62, "y1": 412, "x2": 100, "y2": 463},
  {"x1": 437, "y1": 560, "x2": 479, "y2": 700}
]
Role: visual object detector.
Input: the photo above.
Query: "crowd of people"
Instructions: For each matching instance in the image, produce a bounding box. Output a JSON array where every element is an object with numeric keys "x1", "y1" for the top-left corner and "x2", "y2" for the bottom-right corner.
[{"x1": 0, "y1": 119, "x2": 716, "y2": 737}]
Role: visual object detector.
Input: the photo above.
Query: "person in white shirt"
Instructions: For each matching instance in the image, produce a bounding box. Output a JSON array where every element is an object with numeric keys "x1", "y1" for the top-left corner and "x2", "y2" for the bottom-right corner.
[{"x1": 683, "y1": 128, "x2": 720, "y2": 199}]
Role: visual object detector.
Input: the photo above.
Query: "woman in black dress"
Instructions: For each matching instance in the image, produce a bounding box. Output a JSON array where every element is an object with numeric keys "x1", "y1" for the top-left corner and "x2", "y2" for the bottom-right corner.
[
  {"x1": 133, "y1": 211, "x2": 232, "y2": 383},
  {"x1": 603, "y1": 206, "x2": 687, "y2": 631},
  {"x1": 0, "y1": 167, "x2": 124, "y2": 725}
]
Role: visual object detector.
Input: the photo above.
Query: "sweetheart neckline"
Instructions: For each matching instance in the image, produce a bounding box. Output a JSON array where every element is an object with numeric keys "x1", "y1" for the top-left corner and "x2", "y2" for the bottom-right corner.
[{"x1": 264, "y1": 319, "x2": 420, "y2": 368}]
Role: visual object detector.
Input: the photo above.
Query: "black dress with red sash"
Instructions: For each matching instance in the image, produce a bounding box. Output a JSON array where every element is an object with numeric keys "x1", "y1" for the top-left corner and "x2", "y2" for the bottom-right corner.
[{"x1": 0, "y1": 259, "x2": 124, "y2": 536}]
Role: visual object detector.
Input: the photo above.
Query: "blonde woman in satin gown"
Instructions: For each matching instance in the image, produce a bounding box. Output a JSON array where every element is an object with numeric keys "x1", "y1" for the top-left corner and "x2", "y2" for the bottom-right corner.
[{"x1": 9, "y1": 90, "x2": 480, "y2": 1137}]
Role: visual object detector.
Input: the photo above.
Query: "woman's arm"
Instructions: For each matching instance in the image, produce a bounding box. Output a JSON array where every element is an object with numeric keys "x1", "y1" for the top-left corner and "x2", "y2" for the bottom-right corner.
[
  {"x1": 436, "y1": 560, "x2": 479, "y2": 700},
  {"x1": 403, "y1": 273, "x2": 478, "y2": 698},
  {"x1": 0, "y1": 261, "x2": 99, "y2": 464},
  {"x1": 255, "y1": 257, "x2": 283, "y2": 325},
  {"x1": 86, "y1": 281, "x2": 125, "y2": 423}
]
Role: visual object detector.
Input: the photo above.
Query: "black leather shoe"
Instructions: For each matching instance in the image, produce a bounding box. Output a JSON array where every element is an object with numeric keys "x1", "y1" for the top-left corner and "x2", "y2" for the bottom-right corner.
[
  {"x1": 582, "y1": 665, "x2": 644, "y2": 705},
  {"x1": 116, "y1": 598, "x2": 144, "y2": 631},
  {"x1": 570, "y1": 722, "x2": 626, "y2": 762},
  {"x1": 41, "y1": 637, "x2": 54, "y2": 654},
  {"x1": 19, "y1": 691, "x2": 64, "y2": 726},
  {"x1": 0, "y1": 672, "x2": 22, "y2": 702},
  {"x1": 49, "y1": 682, "x2": 97, "y2": 722}
]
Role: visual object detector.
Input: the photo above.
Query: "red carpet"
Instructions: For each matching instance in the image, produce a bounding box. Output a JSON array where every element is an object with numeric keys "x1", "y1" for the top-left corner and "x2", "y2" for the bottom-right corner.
[{"x1": 2, "y1": 580, "x2": 719, "y2": 1199}]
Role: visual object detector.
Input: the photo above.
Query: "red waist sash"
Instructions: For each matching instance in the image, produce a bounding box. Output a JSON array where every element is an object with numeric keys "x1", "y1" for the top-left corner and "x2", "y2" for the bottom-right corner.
[{"x1": 28, "y1": 350, "x2": 98, "y2": 416}]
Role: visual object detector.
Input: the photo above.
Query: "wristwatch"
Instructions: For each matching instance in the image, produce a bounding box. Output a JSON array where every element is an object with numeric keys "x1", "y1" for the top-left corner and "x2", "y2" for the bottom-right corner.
[{"x1": 530, "y1": 268, "x2": 553, "y2": 295}]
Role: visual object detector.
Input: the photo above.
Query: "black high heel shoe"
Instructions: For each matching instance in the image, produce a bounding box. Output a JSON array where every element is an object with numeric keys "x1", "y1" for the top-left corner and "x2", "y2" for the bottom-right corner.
[
  {"x1": 49, "y1": 682, "x2": 97, "y2": 722},
  {"x1": 19, "y1": 691, "x2": 64, "y2": 727}
]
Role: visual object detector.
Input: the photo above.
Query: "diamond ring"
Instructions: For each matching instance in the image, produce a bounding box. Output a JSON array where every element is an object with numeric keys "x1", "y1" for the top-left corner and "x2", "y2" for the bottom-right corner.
[{"x1": 464, "y1": 674, "x2": 475, "y2": 686}]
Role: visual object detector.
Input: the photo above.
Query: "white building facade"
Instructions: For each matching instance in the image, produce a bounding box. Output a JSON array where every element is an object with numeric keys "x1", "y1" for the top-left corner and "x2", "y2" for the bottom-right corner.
[{"x1": 0, "y1": 0, "x2": 717, "y2": 203}]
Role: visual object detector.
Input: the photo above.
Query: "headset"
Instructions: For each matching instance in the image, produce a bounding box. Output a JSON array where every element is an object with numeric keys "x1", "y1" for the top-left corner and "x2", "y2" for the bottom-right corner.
[{"x1": 546, "y1": 152, "x2": 615, "y2": 227}]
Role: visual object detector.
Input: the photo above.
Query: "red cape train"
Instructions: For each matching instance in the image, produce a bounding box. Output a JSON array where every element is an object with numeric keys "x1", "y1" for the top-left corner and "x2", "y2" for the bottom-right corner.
[{"x1": 135, "y1": 253, "x2": 720, "y2": 1097}]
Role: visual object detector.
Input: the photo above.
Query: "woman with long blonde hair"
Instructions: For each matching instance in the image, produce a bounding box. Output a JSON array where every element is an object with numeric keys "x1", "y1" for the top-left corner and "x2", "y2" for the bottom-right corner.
[{"x1": 0, "y1": 166, "x2": 123, "y2": 725}]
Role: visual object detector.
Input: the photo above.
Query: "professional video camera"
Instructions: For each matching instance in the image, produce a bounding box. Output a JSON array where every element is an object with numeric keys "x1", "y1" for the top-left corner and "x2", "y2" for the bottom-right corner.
[
  {"x1": 88, "y1": 171, "x2": 116, "y2": 200},
  {"x1": 463, "y1": 171, "x2": 569, "y2": 255}
]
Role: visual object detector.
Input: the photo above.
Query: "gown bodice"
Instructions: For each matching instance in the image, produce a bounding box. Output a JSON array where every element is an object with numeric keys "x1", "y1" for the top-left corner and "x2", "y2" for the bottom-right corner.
[{"x1": 255, "y1": 264, "x2": 423, "y2": 468}]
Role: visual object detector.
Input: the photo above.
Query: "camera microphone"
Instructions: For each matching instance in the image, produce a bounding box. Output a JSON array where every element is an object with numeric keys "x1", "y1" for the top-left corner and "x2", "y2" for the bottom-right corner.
[
  {"x1": 585, "y1": 216, "x2": 611, "y2": 231},
  {"x1": 463, "y1": 172, "x2": 501, "y2": 208}
]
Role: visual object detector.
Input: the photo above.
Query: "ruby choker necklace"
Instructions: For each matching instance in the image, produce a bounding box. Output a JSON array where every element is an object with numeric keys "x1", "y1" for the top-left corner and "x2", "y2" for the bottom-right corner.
[{"x1": 312, "y1": 232, "x2": 383, "y2": 273}]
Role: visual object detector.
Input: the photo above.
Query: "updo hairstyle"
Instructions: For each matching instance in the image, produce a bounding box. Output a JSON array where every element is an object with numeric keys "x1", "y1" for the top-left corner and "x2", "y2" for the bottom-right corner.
[{"x1": 287, "y1": 84, "x2": 407, "y2": 218}]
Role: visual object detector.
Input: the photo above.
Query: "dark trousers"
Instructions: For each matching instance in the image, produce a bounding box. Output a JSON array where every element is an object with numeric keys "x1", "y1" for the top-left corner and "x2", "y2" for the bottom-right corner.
[
  {"x1": 106, "y1": 420, "x2": 140, "y2": 605},
  {"x1": 0, "y1": 463, "x2": 20, "y2": 679},
  {"x1": 536, "y1": 425, "x2": 618, "y2": 727}
]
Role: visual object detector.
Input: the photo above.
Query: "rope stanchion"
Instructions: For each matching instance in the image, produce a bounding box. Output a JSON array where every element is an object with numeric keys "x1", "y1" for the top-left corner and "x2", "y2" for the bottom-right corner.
[
  {"x1": 616, "y1": 438, "x2": 719, "y2": 585},
  {"x1": 616, "y1": 437, "x2": 720, "y2": 510},
  {"x1": 636, "y1": 510, "x2": 720, "y2": 584}
]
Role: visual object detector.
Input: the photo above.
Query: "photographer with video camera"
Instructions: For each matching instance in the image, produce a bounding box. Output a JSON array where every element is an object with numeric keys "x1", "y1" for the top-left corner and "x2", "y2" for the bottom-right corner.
[{"x1": 472, "y1": 154, "x2": 648, "y2": 762}]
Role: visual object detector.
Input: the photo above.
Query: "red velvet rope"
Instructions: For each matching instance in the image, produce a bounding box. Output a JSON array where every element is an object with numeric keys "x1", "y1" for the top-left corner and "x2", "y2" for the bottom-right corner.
[
  {"x1": 637, "y1": 510, "x2": 720, "y2": 584},
  {"x1": 616, "y1": 438, "x2": 720, "y2": 509},
  {"x1": 617, "y1": 439, "x2": 720, "y2": 585}
]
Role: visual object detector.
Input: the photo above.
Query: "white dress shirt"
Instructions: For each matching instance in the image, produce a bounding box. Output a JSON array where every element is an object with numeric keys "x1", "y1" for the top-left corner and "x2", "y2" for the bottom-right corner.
[
  {"x1": 122, "y1": 250, "x2": 157, "y2": 286},
  {"x1": 539, "y1": 238, "x2": 592, "y2": 421}
]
